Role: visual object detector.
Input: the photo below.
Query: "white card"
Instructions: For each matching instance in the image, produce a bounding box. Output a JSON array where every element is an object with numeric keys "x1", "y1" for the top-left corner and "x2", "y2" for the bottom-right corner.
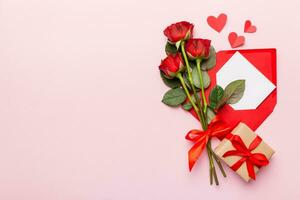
[{"x1": 216, "y1": 52, "x2": 276, "y2": 110}]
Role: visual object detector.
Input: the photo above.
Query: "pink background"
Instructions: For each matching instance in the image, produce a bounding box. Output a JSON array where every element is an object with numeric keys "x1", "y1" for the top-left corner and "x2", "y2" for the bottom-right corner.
[{"x1": 0, "y1": 0, "x2": 299, "y2": 199}]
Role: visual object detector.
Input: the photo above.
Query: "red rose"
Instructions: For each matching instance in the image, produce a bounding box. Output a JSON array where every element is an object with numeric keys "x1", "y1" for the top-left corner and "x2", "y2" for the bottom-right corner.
[
  {"x1": 159, "y1": 53, "x2": 185, "y2": 78},
  {"x1": 164, "y1": 21, "x2": 194, "y2": 43},
  {"x1": 185, "y1": 38, "x2": 211, "y2": 59}
]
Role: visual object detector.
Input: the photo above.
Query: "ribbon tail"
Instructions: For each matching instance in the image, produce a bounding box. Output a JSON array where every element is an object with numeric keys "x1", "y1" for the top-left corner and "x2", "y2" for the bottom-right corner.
[
  {"x1": 246, "y1": 160, "x2": 256, "y2": 180},
  {"x1": 188, "y1": 139, "x2": 207, "y2": 171}
]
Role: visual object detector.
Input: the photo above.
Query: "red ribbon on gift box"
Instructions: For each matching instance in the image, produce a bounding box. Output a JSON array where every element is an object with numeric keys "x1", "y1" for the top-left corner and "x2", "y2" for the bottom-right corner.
[
  {"x1": 185, "y1": 117, "x2": 233, "y2": 171},
  {"x1": 223, "y1": 133, "x2": 269, "y2": 180}
]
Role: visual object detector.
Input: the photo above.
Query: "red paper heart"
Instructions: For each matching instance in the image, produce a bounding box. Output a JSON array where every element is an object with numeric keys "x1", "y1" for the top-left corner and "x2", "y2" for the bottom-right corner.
[
  {"x1": 244, "y1": 20, "x2": 257, "y2": 33},
  {"x1": 228, "y1": 32, "x2": 245, "y2": 48},
  {"x1": 207, "y1": 13, "x2": 227, "y2": 33}
]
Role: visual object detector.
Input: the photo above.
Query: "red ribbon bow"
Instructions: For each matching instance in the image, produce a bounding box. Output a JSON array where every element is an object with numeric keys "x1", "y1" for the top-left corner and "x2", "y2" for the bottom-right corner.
[
  {"x1": 185, "y1": 118, "x2": 233, "y2": 171},
  {"x1": 223, "y1": 133, "x2": 269, "y2": 180}
]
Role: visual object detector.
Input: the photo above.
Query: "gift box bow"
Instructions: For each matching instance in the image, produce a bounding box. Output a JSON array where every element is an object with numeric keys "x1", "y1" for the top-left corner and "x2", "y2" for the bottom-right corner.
[
  {"x1": 222, "y1": 133, "x2": 269, "y2": 180},
  {"x1": 186, "y1": 118, "x2": 270, "y2": 180}
]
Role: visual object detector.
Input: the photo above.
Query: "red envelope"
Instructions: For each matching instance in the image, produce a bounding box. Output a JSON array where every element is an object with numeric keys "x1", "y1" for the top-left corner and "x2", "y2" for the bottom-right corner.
[{"x1": 190, "y1": 49, "x2": 277, "y2": 131}]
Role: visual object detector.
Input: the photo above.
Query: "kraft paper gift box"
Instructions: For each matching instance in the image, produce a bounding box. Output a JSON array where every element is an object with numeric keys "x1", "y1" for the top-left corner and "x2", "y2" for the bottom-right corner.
[{"x1": 214, "y1": 122, "x2": 275, "y2": 182}]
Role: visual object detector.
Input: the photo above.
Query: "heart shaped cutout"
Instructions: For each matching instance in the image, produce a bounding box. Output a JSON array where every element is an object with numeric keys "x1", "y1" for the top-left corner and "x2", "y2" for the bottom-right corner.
[
  {"x1": 244, "y1": 20, "x2": 257, "y2": 33},
  {"x1": 228, "y1": 32, "x2": 245, "y2": 48},
  {"x1": 207, "y1": 13, "x2": 227, "y2": 33}
]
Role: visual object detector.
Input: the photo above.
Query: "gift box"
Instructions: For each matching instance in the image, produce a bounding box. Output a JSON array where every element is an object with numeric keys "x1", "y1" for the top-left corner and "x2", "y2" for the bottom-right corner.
[{"x1": 214, "y1": 122, "x2": 275, "y2": 182}]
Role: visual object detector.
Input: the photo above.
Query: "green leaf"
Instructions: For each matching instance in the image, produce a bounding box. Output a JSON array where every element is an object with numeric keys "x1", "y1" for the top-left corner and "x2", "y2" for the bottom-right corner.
[
  {"x1": 182, "y1": 93, "x2": 200, "y2": 111},
  {"x1": 191, "y1": 69, "x2": 199, "y2": 87},
  {"x1": 201, "y1": 47, "x2": 216, "y2": 71},
  {"x1": 206, "y1": 107, "x2": 216, "y2": 124},
  {"x1": 189, "y1": 61, "x2": 197, "y2": 69},
  {"x1": 192, "y1": 69, "x2": 210, "y2": 89},
  {"x1": 201, "y1": 72, "x2": 210, "y2": 89},
  {"x1": 183, "y1": 72, "x2": 192, "y2": 90},
  {"x1": 182, "y1": 102, "x2": 192, "y2": 111},
  {"x1": 162, "y1": 88, "x2": 187, "y2": 107},
  {"x1": 224, "y1": 80, "x2": 246, "y2": 104},
  {"x1": 209, "y1": 85, "x2": 224, "y2": 109},
  {"x1": 160, "y1": 72, "x2": 181, "y2": 88},
  {"x1": 165, "y1": 42, "x2": 177, "y2": 55}
]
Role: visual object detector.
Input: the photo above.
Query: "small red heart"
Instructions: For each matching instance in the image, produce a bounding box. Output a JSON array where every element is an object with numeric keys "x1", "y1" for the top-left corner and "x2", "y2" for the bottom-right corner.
[
  {"x1": 207, "y1": 13, "x2": 227, "y2": 33},
  {"x1": 228, "y1": 32, "x2": 245, "y2": 48},
  {"x1": 244, "y1": 20, "x2": 257, "y2": 33}
]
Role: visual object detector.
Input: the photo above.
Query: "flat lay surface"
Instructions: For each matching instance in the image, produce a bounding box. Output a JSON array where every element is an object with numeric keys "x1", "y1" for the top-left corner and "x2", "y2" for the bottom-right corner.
[{"x1": 0, "y1": 0, "x2": 299, "y2": 199}]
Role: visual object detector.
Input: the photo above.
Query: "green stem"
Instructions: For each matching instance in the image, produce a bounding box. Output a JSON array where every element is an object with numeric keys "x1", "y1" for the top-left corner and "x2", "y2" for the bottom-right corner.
[
  {"x1": 178, "y1": 73, "x2": 219, "y2": 184},
  {"x1": 206, "y1": 142, "x2": 218, "y2": 185},
  {"x1": 196, "y1": 57, "x2": 227, "y2": 182},
  {"x1": 180, "y1": 41, "x2": 206, "y2": 129},
  {"x1": 209, "y1": 162, "x2": 213, "y2": 185},
  {"x1": 206, "y1": 145, "x2": 213, "y2": 185},
  {"x1": 180, "y1": 41, "x2": 226, "y2": 185},
  {"x1": 177, "y1": 73, "x2": 201, "y2": 120},
  {"x1": 180, "y1": 41, "x2": 220, "y2": 185},
  {"x1": 208, "y1": 142, "x2": 227, "y2": 177},
  {"x1": 196, "y1": 58, "x2": 208, "y2": 114}
]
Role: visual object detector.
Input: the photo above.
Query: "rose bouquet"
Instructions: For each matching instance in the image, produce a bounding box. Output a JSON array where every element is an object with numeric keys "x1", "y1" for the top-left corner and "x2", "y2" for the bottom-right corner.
[{"x1": 159, "y1": 21, "x2": 246, "y2": 185}]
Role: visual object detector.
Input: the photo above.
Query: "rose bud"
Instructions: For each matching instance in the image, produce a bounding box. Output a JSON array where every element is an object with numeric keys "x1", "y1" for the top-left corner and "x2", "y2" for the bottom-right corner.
[
  {"x1": 159, "y1": 53, "x2": 185, "y2": 79},
  {"x1": 164, "y1": 21, "x2": 194, "y2": 44},
  {"x1": 185, "y1": 38, "x2": 211, "y2": 60}
]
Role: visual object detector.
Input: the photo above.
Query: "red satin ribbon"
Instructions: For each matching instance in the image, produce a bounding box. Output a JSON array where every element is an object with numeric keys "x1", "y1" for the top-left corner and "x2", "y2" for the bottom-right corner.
[
  {"x1": 223, "y1": 133, "x2": 269, "y2": 180},
  {"x1": 185, "y1": 118, "x2": 233, "y2": 171}
]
